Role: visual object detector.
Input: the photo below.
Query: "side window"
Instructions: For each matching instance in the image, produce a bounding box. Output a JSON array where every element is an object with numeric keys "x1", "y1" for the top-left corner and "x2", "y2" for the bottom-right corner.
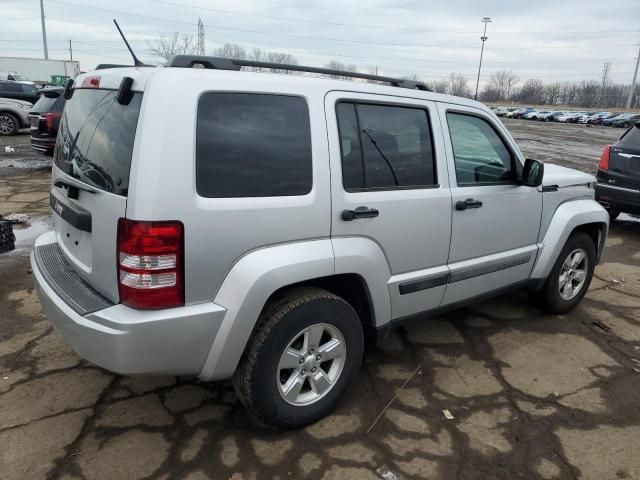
[
  {"x1": 447, "y1": 113, "x2": 515, "y2": 186},
  {"x1": 337, "y1": 102, "x2": 437, "y2": 191},
  {"x1": 1, "y1": 82, "x2": 21, "y2": 93},
  {"x1": 21, "y1": 84, "x2": 37, "y2": 94},
  {"x1": 196, "y1": 93, "x2": 312, "y2": 198}
]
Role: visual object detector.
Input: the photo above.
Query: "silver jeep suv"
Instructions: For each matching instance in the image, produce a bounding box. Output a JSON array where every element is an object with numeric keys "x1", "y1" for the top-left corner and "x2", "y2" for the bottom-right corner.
[{"x1": 32, "y1": 56, "x2": 609, "y2": 428}]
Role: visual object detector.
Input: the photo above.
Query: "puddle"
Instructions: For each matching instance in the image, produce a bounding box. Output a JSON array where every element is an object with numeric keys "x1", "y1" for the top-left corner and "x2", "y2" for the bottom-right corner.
[
  {"x1": 617, "y1": 213, "x2": 640, "y2": 224},
  {"x1": 0, "y1": 157, "x2": 52, "y2": 169},
  {"x1": 12, "y1": 215, "x2": 53, "y2": 249}
]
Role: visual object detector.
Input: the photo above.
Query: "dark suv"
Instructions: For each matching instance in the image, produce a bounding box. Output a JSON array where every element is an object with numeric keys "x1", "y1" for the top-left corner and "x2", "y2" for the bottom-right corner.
[
  {"x1": 0, "y1": 80, "x2": 40, "y2": 104},
  {"x1": 596, "y1": 122, "x2": 640, "y2": 218},
  {"x1": 29, "y1": 87, "x2": 65, "y2": 156}
]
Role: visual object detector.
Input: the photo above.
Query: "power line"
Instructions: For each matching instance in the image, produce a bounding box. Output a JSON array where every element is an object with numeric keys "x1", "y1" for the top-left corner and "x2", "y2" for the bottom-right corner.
[
  {"x1": 145, "y1": 0, "x2": 639, "y2": 36},
  {"x1": 44, "y1": 1, "x2": 635, "y2": 51}
]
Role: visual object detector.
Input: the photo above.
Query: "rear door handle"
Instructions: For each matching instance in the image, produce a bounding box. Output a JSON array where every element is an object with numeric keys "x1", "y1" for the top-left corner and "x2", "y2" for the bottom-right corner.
[
  {"x1": 342, "y1": 206, "x2": 379, "y2": 221},
  {"x1": 455, "y1": 198, "x2": 483, "y2": 211}
]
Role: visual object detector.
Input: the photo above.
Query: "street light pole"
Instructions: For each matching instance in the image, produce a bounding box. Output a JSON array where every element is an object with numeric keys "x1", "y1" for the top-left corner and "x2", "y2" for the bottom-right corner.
[
  {"x1": 474, "y1": 17, "x2": 492, "y2": 101},
  {"x1": 39, "y1": 0, "x2": 49, "y2": 60},
  {"x1": 626, "y1": 43, "x2": 640, "y2": 110}
]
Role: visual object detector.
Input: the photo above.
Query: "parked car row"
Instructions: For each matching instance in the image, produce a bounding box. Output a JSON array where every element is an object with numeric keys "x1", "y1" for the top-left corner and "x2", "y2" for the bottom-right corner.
[
  {"x1": 492, "y1": 105, "x2": 640, "y2": 128},
  {"x1": 0, "y1": 77, "x2": 66, "y2": 157}
]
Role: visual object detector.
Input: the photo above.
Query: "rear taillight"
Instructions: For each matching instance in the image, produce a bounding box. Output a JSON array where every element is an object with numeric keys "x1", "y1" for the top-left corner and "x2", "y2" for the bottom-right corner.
[
  {"x1": 117, "y1": 219, "x2": 184, "y2": 309},
  {"x1": 45, "y1": 112, "x2": 61, "y2": 134},
  {"x1": 598, "y1": 145, "x2": 611, "y2": 171}
]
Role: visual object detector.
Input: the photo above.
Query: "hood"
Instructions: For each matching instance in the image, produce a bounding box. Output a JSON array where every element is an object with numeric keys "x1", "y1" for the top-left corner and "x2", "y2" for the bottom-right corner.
[
  {"x1": 543, "y1": 164, "x2": 595, "y2": 189},
  {"x1": 0, "y1": 97, "x2": 32, "y2": 108}
]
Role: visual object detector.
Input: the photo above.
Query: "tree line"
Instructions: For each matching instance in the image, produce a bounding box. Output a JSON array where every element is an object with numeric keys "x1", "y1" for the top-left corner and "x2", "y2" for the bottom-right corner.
[{"x1": 146, "y1": 35, "x2": 639, "y2": 109}]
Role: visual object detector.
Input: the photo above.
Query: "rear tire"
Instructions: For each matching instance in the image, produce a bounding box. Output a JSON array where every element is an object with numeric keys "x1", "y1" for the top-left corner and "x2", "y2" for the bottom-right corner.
[
  {"x1": 535, "y1": 232, "x2": 596, "y2": 314},
  {"x1": 0, "y1": 113, "x2": 19, "y2": 136},
  {"x1": 233, "y1": 287, "x2": 364, "y2": 429}
]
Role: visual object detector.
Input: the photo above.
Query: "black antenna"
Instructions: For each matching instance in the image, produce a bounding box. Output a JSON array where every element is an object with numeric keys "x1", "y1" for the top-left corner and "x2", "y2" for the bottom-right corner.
[{"x1": 113, "y1": 19, "x2": 147, "y2": 67}]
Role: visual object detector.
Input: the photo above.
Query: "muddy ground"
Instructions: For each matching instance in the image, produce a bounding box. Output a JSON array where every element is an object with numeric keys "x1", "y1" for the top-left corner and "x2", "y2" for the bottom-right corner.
[{"x1": 0, "y1": 121, "x2": 639, "y2": 480}]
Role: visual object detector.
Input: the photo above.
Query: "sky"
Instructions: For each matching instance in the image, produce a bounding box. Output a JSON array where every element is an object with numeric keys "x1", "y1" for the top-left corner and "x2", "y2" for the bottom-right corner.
[{"x1": 1, "y1": 0, "x2": 639, "y2": 88}]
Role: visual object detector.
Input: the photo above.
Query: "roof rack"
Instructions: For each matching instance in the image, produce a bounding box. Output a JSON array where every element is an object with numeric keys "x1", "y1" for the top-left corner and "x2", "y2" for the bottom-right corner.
[{"x1": 166, "y1": 55, "x2": 430, "y2": 91}]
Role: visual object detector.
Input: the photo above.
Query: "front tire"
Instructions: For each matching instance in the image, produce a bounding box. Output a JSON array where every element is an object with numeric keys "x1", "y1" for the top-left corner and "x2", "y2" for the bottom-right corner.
[
  {"x1": 0, "y1": 113, "x2": 20, "y2": 136},
  {"x1": 536, "y1": 232, "x2": 596, "y2": 314},
  {"x1": 233, "y1": 287, "x2": 364, "y2": 429}
]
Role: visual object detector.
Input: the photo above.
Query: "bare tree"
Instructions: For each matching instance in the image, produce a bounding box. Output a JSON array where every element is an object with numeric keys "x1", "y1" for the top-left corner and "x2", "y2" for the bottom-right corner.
[
  {"x1": 248, "y1": 48, "x2": 298, "y2": 73},
  {"x1": 213, "y1": 43, "x2": 247, "y2": 60},
  {"x1": 545, "y1": 82, "x2": 563, "y2": 105},
  {"x1": 432, "y1": 80, "x2": 449, "y2": 94},
  {"x1": 489, "y1": 69, "x2": 519, "y2": 100},
  {"x1": 447, "y1": 73, "x2": 471, "y2": 97},
  {"x1": 146, "y1": 32, "x2": 196, "y2": 62},
  {"x1": 325, "y1": 60, "x2": 358, "y2": 79}
]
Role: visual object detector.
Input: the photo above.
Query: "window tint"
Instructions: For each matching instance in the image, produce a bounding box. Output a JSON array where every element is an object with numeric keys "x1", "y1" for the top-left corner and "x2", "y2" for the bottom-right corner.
[
  {"x1": 53, "y1": 89, "x2": 143, "y2": 196},
  {"x1": 447, "y1": 113, "x2": 515, "y2": 186},
  {"x1": 21, "y1": 84, "x2": 37, "y2": 94},
  {"x1": 618, "y1": 124, "x2": 640, "y2": 149},
  {"x1": 0, "y1": 82, "x2": 21, "y2": 93},
  {"x1": 196, "y1": 93, "x2": 312, "y2": 198},
  {"x1": 337, "y1": 102, "x2": 436, "y2": 190},
  {"x1": 32, "y1": 92, "x2": 64, "y2": 113}
]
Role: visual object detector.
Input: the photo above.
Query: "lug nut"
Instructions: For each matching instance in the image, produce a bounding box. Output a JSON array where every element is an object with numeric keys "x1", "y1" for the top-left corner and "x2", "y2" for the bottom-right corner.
[
  {"x1": 311, "y1": 367, "x2": 317, "y2": 373},
  {"x1": 309, "y1": 349, "x2": 314, "y2": 354},
  {"x1": 299, "y1": 358, "x2": 304, "y2": 364},
  {"x1": 316, "y1": 355, "x2": 321, "y2": 361},
  {"x1": 301, "y1": 369, "x2": 306, "y2": 375}
]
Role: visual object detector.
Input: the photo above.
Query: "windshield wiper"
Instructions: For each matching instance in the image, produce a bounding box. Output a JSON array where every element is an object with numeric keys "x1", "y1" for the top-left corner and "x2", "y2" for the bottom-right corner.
[{"x1": 361, "y1": 128, "x2": 399, "y2": 186}]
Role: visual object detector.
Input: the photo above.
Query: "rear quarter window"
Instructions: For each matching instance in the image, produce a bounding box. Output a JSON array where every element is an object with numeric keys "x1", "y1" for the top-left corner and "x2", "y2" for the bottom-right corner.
[{"x1": 196, "y1": 93, "x2": 312, "y2": 198}]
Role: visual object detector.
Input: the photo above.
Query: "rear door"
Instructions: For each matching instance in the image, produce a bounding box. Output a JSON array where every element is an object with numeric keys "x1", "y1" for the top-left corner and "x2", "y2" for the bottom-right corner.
[
  {"x1": 51, "y1": 87, "x2": 143, "y2": 301},
  {"x1": 326, "y1": 91, "x2": 452, "y2": 320},
  {"x1": 438, "y1": 103, "x2": 542, "y2": 305}
]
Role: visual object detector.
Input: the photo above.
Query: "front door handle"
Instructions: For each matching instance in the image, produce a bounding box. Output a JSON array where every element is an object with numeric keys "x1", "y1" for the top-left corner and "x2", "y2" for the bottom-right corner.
[
  {"x1": 342, "y1": 206, "x2": 379, "y2": 221},
  {"x1": 455, "y1": 198, "x2": 483, "y2": 211}
]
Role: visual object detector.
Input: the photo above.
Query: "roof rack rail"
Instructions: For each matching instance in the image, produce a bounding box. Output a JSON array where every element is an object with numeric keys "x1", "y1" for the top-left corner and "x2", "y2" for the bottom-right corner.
[
  {"x1": 166, "y1": 55, "x2": 430, "y2": 91},
  {"x1": 95, "y1": 64, "x2": 132, "y2": 70}
]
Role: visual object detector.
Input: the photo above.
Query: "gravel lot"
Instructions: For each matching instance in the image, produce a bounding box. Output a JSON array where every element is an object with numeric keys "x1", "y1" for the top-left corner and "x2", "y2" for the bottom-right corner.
[{"x1": 1, "y1": 121, "x2": 639, "y2": 480}]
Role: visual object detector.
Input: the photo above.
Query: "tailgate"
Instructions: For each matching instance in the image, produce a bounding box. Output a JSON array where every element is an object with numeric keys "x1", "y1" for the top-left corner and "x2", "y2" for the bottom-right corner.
[
  {"x1": 50, "y1": 87, "x2": 143, "y2": 302},
  {"x1": 608, "y1": 127, "x2": 640, "y2": 189}
]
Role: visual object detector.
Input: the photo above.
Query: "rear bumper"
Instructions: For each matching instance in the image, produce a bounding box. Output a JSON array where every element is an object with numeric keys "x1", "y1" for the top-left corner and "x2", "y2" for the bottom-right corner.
[
  {"x1": 596, "y1": 183, "x2": 640, "y2": 215},
  {"x1": 30, "y1": 137, "x2": 55, "y2": 155},
  {"x1": 31, "y1": 232, "x2": 227, "y2": 376}
]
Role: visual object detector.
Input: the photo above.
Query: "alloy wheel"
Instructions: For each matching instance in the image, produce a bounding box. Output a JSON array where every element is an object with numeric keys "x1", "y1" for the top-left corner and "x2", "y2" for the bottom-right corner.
[
  {"x1": 558, "y1": 248, "x2": 589, "y2": 300},
  {"x1": 276, "y1": 323, "x2": 346, "y2": 406},
  {"x1": 0, "y1": 114, "x2": 15, "y2": 134}
]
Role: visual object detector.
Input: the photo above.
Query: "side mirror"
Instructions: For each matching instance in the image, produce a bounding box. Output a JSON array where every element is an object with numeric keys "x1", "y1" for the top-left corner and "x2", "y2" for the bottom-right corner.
[{"x1": 522, "y1": 158, "x2": 544, "y2": 187}]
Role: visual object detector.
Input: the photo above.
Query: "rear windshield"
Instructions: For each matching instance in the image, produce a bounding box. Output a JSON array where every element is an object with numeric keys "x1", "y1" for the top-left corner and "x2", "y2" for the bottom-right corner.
[
  {"x1": 618, "y1": 124, "x2": 640, "y2": 149},
  {"x1": 53, "y1": 89, "x2": 142, "y2": 196},
  {"x1": 32, "y1": 92, "x2": 64, "y2": 113}
]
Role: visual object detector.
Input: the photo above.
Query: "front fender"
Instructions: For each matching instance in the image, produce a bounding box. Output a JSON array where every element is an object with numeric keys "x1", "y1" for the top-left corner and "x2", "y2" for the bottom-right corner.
[
  {"x1": 198, "y1": 240, "x2": 334, "y2": 381},
  {"x1": 530, "y1": 199, "x2": 609, "y2": 280}
]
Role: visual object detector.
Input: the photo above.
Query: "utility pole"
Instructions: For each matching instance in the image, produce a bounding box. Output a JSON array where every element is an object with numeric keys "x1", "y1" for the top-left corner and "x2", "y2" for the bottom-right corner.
[
  {"x1": 197, "y1": 18, "x2": 205, "y2": 56},
  {"x1": 626, "y1": 43, "x2": 640, "y2": 110},
  {"x1": 474, "y1": 17, "x2": 492, "y2": 101},
  {"x1": 39, "y1": 0, "x2": 49, "y2": 59},
  {"x1": 597, "y1": 62, "x2": 611, "y2": 108},
  {"x1": 69, "y1": 39, "x2": 73, "y2": 62}
]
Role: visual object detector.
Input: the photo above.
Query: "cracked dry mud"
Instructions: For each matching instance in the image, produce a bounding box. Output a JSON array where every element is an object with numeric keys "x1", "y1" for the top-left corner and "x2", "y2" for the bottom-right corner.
[{"x1": 1, "y1": 125, "x2": 640, "y2": 479}]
